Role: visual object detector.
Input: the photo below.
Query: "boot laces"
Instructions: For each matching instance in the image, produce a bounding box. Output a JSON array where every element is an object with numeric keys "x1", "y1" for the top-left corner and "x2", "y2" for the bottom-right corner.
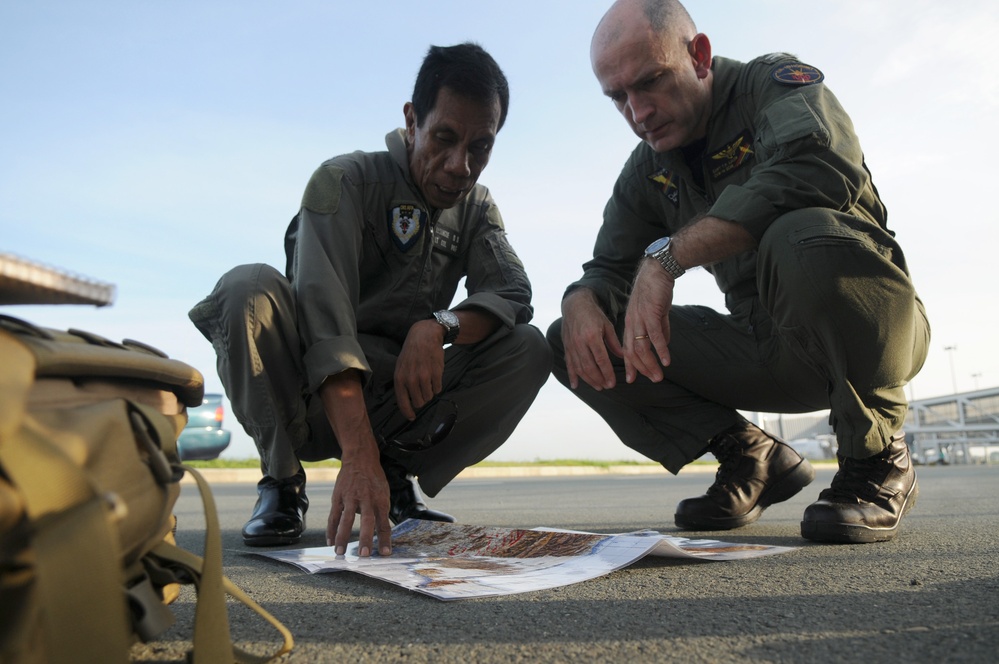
[
  {"x1": 825, "y1": 454, "x2": 885, "y2": 502},
  {"x1": 707, "y1": 436, "x2": 741, "y2": 494}
]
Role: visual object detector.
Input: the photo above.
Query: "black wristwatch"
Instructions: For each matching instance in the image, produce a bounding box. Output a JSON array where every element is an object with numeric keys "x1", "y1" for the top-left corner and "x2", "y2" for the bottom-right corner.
[
  {"x1": 431, "y1": 310, "x2": 460, "y2": 345},
  {"x1": 644, "y1": 236, "x2": 685, "y2": 279}
]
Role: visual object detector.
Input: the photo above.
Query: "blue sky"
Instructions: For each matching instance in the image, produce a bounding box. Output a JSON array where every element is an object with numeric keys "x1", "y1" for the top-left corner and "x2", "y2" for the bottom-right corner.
[{"x1": 3, "y1": 1, "x2": 997, "y2": 461}]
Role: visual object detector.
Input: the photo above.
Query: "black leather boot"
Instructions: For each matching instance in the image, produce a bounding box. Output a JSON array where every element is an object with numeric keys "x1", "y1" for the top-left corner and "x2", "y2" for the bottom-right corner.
[
  {"x1": 241, "y1": 468, "x2": 309, "y2": 546},
  {"x1": 801, "y1": 433, "x2": 917, "y2": 543},
  {"x1": 382, "y1": 459, "x2": 455, "y2": 526},
  {"x1": 675, "y1": 422, "x2": 815, "y2": 530}
]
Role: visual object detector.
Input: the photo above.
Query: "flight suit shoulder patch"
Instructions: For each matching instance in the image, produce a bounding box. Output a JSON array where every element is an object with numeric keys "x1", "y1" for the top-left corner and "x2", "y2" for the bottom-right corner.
[
  {"x1": 301, "y1": 163, "x2": 345, "y2": 214},
  {"x1": 770, "y1": 62, "x2": 824, "y2": 86}
]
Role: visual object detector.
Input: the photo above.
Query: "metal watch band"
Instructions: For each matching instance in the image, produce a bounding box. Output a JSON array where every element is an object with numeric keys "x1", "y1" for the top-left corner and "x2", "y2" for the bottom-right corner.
[{"x1": 654, "y1": 246, "x2": 685, "y2": 279}]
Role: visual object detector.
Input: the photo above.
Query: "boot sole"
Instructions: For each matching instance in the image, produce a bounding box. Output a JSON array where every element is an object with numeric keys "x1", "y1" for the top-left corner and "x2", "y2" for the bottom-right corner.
[
  {"x1": 674, "y1": 458, "x2": 816, "y2": 530},
  {"x1": 800, "y1": 480, "x2": 919, "y2": 544},
  {"x1": 242, "y1": 533, "x2": 303, "y2": 547}
]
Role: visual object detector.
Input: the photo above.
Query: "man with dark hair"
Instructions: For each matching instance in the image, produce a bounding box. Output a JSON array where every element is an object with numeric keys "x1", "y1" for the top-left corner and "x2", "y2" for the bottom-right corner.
[
  {"x1": 191, "y1": 42, "x2": 550, "y2": 556},
  {"x1": 549, "y1": 0, "x2": 929, "y2": 544},
  {"x1": 412, "y1": 44, "x2": 510, "y2": 131}
]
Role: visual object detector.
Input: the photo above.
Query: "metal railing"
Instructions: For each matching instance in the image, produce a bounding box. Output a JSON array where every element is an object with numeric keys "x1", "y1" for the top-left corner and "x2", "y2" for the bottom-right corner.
[
  {"x1": 751, "y1": 386, "x2": 999, "y2": 465},
  {"x1": 905, "y1": 387, "x2": 999, "y2": 465}
]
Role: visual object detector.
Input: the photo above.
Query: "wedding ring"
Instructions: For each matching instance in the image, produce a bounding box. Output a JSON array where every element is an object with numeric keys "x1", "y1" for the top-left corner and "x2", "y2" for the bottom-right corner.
[{"x1": 634, "y1": 335, "x2": 649, "y2": 340}]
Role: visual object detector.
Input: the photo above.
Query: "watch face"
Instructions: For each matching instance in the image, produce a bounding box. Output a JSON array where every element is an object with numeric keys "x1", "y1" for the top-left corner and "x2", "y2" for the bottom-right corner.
[
  {"x1": 437, "y1": 310, "x2": 459, "y2": 328},
  {"x1": 644, "y1": 236, "x2": 671, "y2": 255}
]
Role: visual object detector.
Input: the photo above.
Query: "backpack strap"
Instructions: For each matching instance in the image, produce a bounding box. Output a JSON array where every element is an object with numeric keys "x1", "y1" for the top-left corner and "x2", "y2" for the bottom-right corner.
[{"x1": 146, "y1": 464, "x2": 294, "y2": 663}]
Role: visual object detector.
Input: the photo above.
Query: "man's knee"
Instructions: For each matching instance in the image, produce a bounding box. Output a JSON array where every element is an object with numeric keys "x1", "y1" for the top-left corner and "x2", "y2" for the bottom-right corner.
[
  {"x1": 189, "y1": 263, "x2": 291, "y2": 340},
  {"x1": 214, "y1": 263, "x2": 289, "y2": 315},
  {"x1": 545, "y1": 317, "x2": 566, "y2": 357},
  {"x1": 544, "y1": 317, "x2": 570, "y2": 382},
  {"x1": 454, "y1": 324, "x2": 551, "y2": 392},
  {"x1": 509, "y1": 324, "x2": 554, "y2": 388},
  {"x1": 757, "y1": 210, "x2": 913, "y2": 318}
]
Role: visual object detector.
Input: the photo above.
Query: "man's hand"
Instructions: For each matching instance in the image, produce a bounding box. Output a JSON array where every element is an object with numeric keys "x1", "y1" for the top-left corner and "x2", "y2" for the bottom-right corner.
[
  {"x1": 394, "y1": 319, "x2": 447, "y2": 420},
  {"x1": 623, "y1": 259, "x2": 676, "y2": 384},
  {"x1": 319, "y1": 371, "x2": 393, "y2": 557},
  {"x1": 327, "y1": 442, "x2": 393, "y2": 557},
  {"x1": 561, "y1": 288, "x2": 624, "y2": 391}
]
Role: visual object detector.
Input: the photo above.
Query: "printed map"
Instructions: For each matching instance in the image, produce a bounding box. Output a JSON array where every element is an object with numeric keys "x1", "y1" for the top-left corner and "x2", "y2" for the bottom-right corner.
[{"x1": 256, "y1": 521, "x2": 796, "y2": 601}]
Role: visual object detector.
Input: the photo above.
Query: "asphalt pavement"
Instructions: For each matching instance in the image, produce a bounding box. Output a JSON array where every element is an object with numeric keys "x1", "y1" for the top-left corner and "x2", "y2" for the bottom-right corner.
[{"x1": 130, "y1": 464, "x2": 999, "y2": 663}]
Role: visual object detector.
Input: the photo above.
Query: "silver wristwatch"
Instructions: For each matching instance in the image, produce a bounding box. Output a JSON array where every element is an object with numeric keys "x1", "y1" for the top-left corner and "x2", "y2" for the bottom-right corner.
[
  {"x1": 643, "y1": 236, "x2": 685, "y2": 279},
  {"x1": 432, "y1": 309, "x2": 460, "y2": 345}
]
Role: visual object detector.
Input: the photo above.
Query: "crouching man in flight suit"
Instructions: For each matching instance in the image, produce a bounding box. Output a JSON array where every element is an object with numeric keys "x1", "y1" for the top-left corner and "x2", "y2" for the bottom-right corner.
[
  {"x1": 549, "y1": 0, "x2": 929, "y2": 544},
  {"x1": 191, "y1": 43, "x2": 551, "y2": 557}
]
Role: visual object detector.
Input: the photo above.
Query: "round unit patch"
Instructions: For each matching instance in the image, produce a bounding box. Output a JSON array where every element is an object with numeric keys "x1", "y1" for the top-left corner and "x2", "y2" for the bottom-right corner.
[{"x1": 770, "y1": 63, "x2": 824, "y2": 86}]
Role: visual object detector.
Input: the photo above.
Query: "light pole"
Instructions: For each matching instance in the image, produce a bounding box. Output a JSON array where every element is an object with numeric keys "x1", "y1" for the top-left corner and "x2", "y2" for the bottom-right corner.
[
  {"x1": 972, "y1": 372, "x2": 982, "y2": 390},
  {"x1": 944, "y1": 345, "x2": 958, "y2": 395}
]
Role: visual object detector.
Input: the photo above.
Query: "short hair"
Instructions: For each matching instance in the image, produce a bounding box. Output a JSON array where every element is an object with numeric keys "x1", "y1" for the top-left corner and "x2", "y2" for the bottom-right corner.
[
  {"x1": 411, "y1": 42, "x2": 510, "y2": 131},
  {"x1": 642, "y1": 0, "x2": 696, "y2": 40}
]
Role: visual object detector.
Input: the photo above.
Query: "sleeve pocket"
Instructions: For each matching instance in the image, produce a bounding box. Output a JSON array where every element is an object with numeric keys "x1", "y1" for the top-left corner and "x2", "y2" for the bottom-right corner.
[{"x1": 760, "y1": 92, "x2": 830, "y2": 149}]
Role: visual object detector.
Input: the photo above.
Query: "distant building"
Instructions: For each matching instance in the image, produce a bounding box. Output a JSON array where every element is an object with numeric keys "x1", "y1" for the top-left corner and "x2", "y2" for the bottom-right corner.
[{"x1": 741, "y1": 386, "x2": 999, "y2": 465}]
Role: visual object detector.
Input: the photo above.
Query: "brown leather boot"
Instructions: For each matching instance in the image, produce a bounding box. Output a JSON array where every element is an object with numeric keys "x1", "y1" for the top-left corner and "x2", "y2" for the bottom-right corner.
[
  {"x1": 801, "y1": 433, "x2": 917, "y2": 543},
  {"x1": 675, "y1": 423, "x2": 815, "y2": 530}
]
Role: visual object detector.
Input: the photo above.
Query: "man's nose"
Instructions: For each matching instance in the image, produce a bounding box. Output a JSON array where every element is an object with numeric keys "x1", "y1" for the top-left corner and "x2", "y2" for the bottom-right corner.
[
  {"x1": 627, "y1": 92, "x2": 655, "y2": 127},
  {"x1": 445, "y1": 149, "x2": 471, "y2": 177}
]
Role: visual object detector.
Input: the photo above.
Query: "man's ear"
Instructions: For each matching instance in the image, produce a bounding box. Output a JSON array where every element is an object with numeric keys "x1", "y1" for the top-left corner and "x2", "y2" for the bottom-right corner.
[
  {"x1": 403, "y1": 101, "x2": 417, "y2": 142},
  {"x1": 689, "y1": 33, "x2": 712, "y2": 79}
]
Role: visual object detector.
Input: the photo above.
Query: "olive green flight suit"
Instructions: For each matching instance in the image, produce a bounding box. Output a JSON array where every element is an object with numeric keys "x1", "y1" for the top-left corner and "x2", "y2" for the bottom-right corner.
[
  {"x1": 192, "y1": 130, "x2": 551, "y2": 495},
  {"x1": 548, "y1": 55, "x2": 929, "y2": 472}
]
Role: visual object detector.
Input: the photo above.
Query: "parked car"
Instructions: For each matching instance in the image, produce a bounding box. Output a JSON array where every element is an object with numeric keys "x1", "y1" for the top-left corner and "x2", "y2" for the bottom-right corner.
[
  {"x1": 177, "y1": 393, "x2": 232, "y2": 460},
  {"x1": 911, "y1": 446, "x2": 950, "y2": 466}
]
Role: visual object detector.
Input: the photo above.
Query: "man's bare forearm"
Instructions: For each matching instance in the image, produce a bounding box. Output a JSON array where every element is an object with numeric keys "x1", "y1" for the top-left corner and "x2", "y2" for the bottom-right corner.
[
  {"x1": 319, "y1": 369, "x2": 379, "y2": 456},
  {"x1": 669, "y1": 215, "x2": 756, "y2": 270}
]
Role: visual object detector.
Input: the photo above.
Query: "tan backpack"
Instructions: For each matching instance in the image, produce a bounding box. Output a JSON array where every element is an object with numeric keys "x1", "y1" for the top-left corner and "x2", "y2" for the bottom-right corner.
[{"x1": 0, "y1": 315, "x2": 293, "y2": 663}]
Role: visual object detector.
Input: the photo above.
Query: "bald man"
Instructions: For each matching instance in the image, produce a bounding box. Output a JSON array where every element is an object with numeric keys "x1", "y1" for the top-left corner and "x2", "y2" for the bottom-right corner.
[{"x1": 548, "y1": 0, "x2": 929, "y2": 544}]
